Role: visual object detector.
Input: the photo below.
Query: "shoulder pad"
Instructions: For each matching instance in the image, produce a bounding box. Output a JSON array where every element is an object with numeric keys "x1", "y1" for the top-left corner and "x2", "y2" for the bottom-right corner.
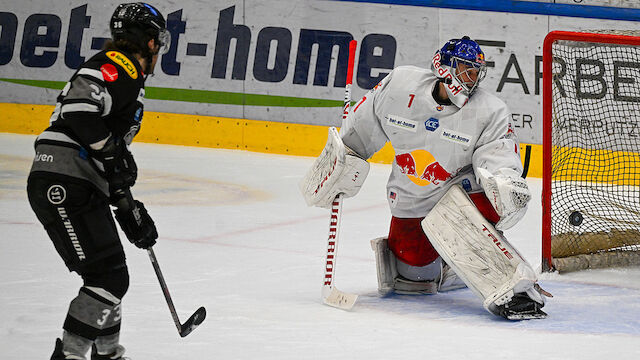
[{"x1": 104, "y1": 51, "x2": 140, "y2": 80}]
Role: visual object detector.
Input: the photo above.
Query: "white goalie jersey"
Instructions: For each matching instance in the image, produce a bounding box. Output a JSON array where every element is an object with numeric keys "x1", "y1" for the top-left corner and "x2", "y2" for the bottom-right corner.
[{"x1": 340, "y1": 65, "x2": 523, "y2": 218}]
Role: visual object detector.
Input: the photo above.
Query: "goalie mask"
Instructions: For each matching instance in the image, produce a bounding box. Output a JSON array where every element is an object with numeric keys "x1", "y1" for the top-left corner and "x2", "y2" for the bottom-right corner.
[{"x1": 431, "y1": 36, "x2": 487, "y2": 108}]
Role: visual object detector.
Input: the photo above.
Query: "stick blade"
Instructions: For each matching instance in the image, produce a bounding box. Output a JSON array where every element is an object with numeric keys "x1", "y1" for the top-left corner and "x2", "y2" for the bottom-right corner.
[
  {"x1": 179, "y1": 307, "x2": 207, "y2": 337},
  {"x1": 322, "y1": 286, "x2": 358, "y2": 310}
]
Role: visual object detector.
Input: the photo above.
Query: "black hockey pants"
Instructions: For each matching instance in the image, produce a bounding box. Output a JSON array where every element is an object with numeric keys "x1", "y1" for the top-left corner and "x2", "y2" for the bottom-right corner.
[{"x1": 27, "y1": 174, "x2": 129, "y2": 297}]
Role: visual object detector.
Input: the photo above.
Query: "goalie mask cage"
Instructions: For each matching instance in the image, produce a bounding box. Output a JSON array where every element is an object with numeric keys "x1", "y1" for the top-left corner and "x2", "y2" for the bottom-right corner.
[{"x1": 542, "y1": 30, "x2": 640, "y2": 273}]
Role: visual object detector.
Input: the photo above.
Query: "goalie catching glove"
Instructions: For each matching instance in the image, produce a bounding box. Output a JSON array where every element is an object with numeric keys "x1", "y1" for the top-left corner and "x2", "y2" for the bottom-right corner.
[
  {"x1": 300, "y1": 127, "x2": 370, "y2": 208},
  {"x1": 476, "y1": 167, "x2": 531, "y2": 230}
]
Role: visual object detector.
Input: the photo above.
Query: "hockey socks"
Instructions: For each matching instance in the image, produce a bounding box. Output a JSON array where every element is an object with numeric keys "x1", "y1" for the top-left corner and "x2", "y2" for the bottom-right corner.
[{"x1": 61, "y1": 286, "x2": 124, "y2": 359}]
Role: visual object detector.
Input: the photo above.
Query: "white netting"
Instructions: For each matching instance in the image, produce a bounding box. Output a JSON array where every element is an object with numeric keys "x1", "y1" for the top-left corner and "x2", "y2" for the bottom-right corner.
[{"x1": 548, "y1": 31, "x2": 640, "y2": 272}]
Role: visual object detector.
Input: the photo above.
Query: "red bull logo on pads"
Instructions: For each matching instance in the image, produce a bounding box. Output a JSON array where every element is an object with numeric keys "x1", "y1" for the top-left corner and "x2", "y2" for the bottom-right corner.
[{"x1": 395, "y1": 149, "x2": 452, "y2": 186}]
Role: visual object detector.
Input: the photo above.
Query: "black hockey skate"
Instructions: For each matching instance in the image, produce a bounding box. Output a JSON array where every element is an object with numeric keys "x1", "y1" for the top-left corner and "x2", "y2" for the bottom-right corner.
[
  {"x1": 91, "y1": 344, "x2": 128, "y2": 360},
  {"x1": 50, "y1": 338, "x2": 65, "y2": 360},
  {"x1": 492, "y1": 293, "x2": 547, "y2": 320}
]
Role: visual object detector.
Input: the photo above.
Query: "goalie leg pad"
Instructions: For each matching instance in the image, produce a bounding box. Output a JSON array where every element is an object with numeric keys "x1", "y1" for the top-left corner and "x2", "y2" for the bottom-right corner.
[
  {"x1": 371, "y1": 237, "x2": 397, "y2": 296},
  {"x1": 421, "y1": 185, "x2": 546, "y2": 319},
  {"x1": 371, "y1": 237, "x2": 438, "y2": 295},
  {"x1": 485, "y1": 263, "x2": 547, "y2": 320}
]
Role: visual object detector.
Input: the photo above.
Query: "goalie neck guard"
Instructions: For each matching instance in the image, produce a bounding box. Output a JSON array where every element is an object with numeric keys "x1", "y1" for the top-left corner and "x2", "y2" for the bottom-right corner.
[{"x1": 431, "y1": 36, "x2": 487, "y2": 108}]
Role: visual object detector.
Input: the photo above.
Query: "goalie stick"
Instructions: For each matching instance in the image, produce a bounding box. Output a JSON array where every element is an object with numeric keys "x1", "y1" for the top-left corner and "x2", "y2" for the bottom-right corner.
[
  {"x1": 322, "y1": 39, "x2": 358, "y2": 310},
  {"x1": 148, "y1": 247, "x2": 207, "y2": 337}
]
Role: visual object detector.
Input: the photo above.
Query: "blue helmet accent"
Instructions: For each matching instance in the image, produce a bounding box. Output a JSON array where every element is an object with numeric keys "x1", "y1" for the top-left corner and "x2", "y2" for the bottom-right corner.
[
  {"x1": 432, "y1": 36, "x2": 487, "y2": 107},
  {"x1": 142, "y1": 3, "x2": 159, "y2": 16},
  {"x1": 439, "y1": 37, "x2": 486, "y2": 69},
  {"x1": 110, "y1": 2, "x2": 170, "y2": 55}
]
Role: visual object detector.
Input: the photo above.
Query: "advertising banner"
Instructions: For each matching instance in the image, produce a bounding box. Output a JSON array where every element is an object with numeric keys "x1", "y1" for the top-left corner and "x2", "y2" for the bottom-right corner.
[{"x1": 1, "y1": 0, "x2": 639, "y2": 145}]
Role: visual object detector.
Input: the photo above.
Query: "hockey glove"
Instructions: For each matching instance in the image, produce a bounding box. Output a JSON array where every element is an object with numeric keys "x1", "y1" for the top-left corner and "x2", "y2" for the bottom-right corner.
[
  {"x1": 299, "y1": 127, "x2": 370, "y2": 208},
  {"x1": 94, "y1": 136, "x2": 138, "y2": 196},
  {"x1": 114, "y1": 199, "x2": 158, "y2": 249},
  {"x1": 476, "y1": 167, "x2": 531, "y2": 230}
]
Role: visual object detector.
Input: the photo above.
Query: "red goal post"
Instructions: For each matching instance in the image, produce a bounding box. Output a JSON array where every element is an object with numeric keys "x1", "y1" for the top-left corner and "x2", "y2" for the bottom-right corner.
[{"x1": 542, "y1": 30, "x2": 640, "y2": 272}]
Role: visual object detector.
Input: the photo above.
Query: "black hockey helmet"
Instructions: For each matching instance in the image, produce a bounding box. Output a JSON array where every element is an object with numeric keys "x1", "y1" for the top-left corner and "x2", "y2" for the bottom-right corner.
[{"x1": 110, "y1": 3, "x2": 170, "y2": 56}]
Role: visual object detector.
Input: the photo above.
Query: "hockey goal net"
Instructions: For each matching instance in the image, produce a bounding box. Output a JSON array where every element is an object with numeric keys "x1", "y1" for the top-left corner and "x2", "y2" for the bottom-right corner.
[{"x1": 542, "y1": 30, "x2": 640, "y2": 273}]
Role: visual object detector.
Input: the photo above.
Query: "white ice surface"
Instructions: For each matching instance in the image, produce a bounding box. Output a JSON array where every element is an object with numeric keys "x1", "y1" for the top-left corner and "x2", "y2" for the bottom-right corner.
[{"x1": 1, "y1": 133, "x2": 640, "y2": 359}]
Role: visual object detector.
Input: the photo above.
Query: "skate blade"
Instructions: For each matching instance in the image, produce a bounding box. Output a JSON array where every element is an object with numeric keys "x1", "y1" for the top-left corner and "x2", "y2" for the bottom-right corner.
[{"x1": 505, "y1": 309, "x2": 548, "y2": 320}]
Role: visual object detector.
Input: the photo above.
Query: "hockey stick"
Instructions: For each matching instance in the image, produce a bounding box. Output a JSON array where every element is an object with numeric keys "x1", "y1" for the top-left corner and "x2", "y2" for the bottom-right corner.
[
  {"x1": 321, "y1": 39, "x2": 358, "y2": 310},
  {"x1": 114, "y1": 189, "x2": 206, "y2": 336},
  {"x1": 147, "y1": 247, "x2": 207, "y2": 337}
]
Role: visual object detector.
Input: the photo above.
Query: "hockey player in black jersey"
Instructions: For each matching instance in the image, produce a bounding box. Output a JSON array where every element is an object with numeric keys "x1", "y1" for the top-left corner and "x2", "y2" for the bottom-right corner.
[{"x1": 26, "y1": 3, "x2": 170, "y2": 359}]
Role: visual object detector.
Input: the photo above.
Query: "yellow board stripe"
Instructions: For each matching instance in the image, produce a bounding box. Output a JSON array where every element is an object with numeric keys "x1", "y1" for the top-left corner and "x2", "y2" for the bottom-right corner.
[
  {"x1": 552, "y1": 146, "x2": 639, "y2": 186},
  {"x1": 0, "y1": 102, "x2": 542, "y2": 177}
]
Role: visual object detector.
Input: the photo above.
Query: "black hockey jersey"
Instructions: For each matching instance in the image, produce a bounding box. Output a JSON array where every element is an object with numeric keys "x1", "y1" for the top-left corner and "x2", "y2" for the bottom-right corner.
[{"x1": 29, "y1": 49, "x2": 147, "y2": 196}]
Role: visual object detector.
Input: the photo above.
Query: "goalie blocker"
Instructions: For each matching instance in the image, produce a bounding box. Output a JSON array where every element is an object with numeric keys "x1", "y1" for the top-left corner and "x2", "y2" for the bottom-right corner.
[
  {"x1": 300, "y1": 127, "x2": 370, "y2": 208},
  {"x1": 422, "y1": 185, "x2": 549, "y2": 320}
]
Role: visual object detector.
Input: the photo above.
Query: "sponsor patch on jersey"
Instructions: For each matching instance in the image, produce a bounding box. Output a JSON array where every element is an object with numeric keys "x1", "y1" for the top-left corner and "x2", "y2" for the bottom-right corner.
[
  {"x1": 424, "y1": 117, "x2": 439, "y2": 132},
  {"x1": 106, "y1": 51, "x2": 138, "y2": 79},
  {"x1": 34, "y1": 151, "x2": 54, "y2": 163},
  {"x1": 461, "y1": 178, "x2": 472, "y2": 192},
  {"x1": 440, "y1": 129, "x2": 473, "y2": 148},
  {"x1": 435, "y1": 105, "x2": 444, "y2": 112},
  {"x1": 100, "y1": 63, "x2": 118, "y2": 82},
  {"x1": 386, "y1": 115, "x2": 418, "y2": 132}
]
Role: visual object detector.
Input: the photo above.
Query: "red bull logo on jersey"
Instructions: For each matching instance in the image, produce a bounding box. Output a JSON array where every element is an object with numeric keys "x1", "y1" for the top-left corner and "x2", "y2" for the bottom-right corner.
[{"x1": 395, "y1": 149, "x2": 452, "y2": 186}]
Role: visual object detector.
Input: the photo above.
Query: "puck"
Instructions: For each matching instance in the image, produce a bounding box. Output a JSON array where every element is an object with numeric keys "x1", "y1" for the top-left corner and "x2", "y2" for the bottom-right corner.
[{"x1": 569, "y1": 211, "x2": 583, "y2": 226}]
